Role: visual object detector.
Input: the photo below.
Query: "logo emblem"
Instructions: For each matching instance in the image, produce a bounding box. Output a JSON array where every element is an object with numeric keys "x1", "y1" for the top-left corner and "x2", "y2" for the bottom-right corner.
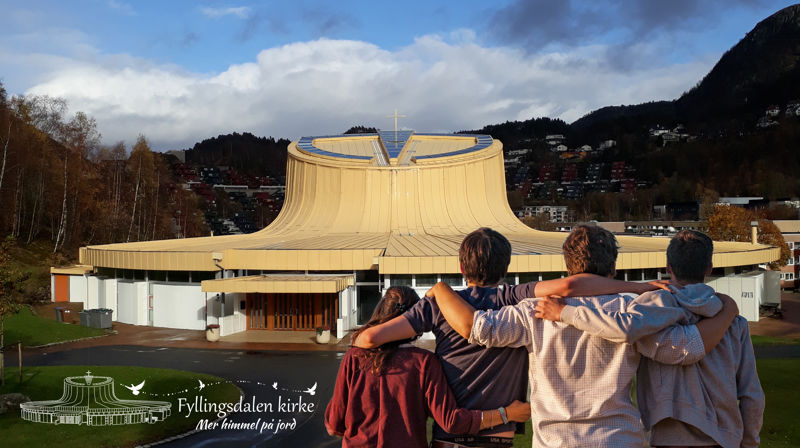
[{"x1": 20, "y1": 371, "x2": 171, "y2": 426}]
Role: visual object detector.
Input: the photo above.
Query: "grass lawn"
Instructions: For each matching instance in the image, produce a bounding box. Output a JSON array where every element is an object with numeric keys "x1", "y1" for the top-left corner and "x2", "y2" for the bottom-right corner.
[
  {"x1": 0, "y1": 365, "x2": 241, "y2": 448},
  {"x1": 756, "y1": 358, "x2": 800, "y2": 448},
  {"x1": 3, "y1": 307, "x2": 106, "y2": 347},
  {"x1": 510, "y1": 357, "x2": 800, "y2": 447},
  {"x1": 750, "y1": 335, "x2": 800, "y2": 346}
]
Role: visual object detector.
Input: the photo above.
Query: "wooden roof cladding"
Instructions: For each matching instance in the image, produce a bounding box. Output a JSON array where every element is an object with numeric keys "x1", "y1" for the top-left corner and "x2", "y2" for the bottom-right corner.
[{"x1": 79, "y1": 134, "x2": 780, "y2": 274}]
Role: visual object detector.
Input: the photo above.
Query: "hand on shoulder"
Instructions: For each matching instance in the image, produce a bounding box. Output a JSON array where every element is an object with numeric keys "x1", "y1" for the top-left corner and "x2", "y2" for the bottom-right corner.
[
  {"x1": 534, "y1": 296, "x2": 565, "y2": 321},
  {"x1": 717, "y1": 293, "x2": 740, "y2": 320}
]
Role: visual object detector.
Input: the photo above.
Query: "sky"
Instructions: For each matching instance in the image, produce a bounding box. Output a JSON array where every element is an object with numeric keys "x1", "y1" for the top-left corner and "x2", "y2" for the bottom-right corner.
[{"x1": 0, "y1": 0, "x2": 796, "y2": 150}]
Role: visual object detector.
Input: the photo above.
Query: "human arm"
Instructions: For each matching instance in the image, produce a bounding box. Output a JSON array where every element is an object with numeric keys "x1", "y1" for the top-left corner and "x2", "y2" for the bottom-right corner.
[
  {"x1": 422, "y1": 353, "x2": 529, "y2": 434},
  {"x1": 427, "y1": 281, "x2": 534, "y2": 348},
  {"x1": 324, "y1": 351, "x2": 352, "y2": 437},
  {"x1": 634, "y1": 292, "x2": 740, "y2": 364},
  {"x1": 735, "y1": 318, "x2": 765, "y2": 448},
  {"x1": 537, "y1": 291, "x2": 738, "y2": 363},
  {"x1": 535, "y1": 290, "x2": 701, "y2": 344},
  {"x1": 694, "y1": 293, "x2": 739, "y2": 355},
  {"x1": 352, "y1": 315, "x2": 417, "y2": 349},
  {"x1": 426, "y1": 282, "x2": 476, "y2": 339},
  {"x1": 478, "y1": 401, "x2": 530, "y2": 430},
  {"x1": 532, "y1": 273, "x2": 667, "y2": 298}
]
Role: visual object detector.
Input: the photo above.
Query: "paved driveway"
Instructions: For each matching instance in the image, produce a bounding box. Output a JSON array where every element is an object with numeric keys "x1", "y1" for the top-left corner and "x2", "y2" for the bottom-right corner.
[{"x1": 22, "y1": 345, "x2": 344, "y2": 448}]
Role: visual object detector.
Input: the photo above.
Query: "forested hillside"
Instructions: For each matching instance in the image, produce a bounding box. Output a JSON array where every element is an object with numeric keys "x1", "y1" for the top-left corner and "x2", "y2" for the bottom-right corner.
[{"x1": 0, "y1": 82, "x2": 208, "y2": 260}]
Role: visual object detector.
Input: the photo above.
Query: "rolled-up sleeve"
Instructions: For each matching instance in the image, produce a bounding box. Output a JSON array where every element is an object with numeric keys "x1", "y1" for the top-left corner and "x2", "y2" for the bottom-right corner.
[{"x1": 469, "y1": 302, "x2": 533, "y2": 349}]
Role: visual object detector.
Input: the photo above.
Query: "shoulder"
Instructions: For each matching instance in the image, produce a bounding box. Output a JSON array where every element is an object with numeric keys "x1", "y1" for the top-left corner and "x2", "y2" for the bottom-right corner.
[
  {"x1": 629, "y1": 289, "x2": 678, "y2": 306},
  {"x1": 730, "y1": 315, "x2": 751, "y2": 334},
  {"x1": 639, "y1": 289, "x2": 675, "y2": 301},
  {"x1": 404, "y1": 296, "x2": 438, "y2": 320},
  {"x1": 398, "y1": 346, "x2": 440, "y2": 370}
]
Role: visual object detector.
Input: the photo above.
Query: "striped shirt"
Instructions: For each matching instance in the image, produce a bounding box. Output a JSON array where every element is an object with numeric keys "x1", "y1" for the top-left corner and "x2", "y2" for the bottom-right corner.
[{"x1": 469, "y1": 294, "x2": 705, "y2": 448}]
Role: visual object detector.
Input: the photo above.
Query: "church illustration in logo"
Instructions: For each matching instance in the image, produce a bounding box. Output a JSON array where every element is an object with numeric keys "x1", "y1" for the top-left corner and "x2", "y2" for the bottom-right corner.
[{"x1": 20, "y1": 371, "x2": 171, "y2": 426}]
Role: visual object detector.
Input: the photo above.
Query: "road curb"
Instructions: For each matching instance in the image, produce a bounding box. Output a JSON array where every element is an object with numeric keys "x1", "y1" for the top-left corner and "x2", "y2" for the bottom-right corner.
[{"x1": 29, "y1": 331, "x2": 114, "y2": 349}]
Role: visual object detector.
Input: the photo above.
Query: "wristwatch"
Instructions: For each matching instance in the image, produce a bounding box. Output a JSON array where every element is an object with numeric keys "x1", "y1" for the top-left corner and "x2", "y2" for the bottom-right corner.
[{"x1": 498, "y1": 406, "x2": 509, "y2": 424}]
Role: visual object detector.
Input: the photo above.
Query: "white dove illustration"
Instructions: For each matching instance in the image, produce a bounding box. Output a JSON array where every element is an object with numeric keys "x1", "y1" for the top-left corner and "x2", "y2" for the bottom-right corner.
[
  {"x1": 198, "y1": 379, "x2": 205, "y2": 391},
  {"x1": 272, "y1": 382, "x2": 278, "y2": 390},
  {"x1": 124, "y1": 380, "x2": 145, "y2": 395},
  {"x1": 304, "y1": 382, "x2": 317, "y2": 396}
]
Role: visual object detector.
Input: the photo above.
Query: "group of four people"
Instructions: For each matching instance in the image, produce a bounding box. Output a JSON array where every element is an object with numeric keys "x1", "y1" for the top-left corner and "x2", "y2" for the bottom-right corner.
[{"x1": 325, "y1": 225, "x2": 764, "y2": 447}]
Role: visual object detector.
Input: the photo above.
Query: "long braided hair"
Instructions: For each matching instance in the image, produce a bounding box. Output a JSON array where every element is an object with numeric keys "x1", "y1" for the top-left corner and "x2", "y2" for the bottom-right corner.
[{"x1": 351, "y1": 286, "x2": 420, "y2": 374}]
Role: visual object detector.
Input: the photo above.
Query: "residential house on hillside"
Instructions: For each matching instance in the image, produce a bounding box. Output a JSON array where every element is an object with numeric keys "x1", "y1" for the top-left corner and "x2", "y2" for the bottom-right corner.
[
  {"x1": 517, "y1": 205, "x2": 570, "y2": 223},
  {"x1": 772, "y1": 220, "x2": 800, "y2": 290}
]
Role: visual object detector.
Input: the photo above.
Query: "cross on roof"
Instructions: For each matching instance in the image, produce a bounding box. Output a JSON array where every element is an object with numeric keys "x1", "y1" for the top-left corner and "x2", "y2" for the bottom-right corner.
[{"x1": 386, "y1": 108, "x2": 406, "y2": 133}]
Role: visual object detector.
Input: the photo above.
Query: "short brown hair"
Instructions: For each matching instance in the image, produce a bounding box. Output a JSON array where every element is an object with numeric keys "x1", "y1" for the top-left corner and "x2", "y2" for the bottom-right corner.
[
  {"x1": 459, "y1": 227, "x2": 512, "y2": 286},
  {"x1": 562, "y1": 225, "x2": 619, "y2": 276},
  {"x1": 667, "y1": 230, "x2": 713, "y2": 284}
]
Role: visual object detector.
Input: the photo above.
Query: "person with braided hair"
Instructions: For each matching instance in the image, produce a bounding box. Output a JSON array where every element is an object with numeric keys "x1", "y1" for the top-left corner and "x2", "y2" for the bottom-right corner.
[{"x1": 325, "y1": 286, "x2": 530, "y2": 448}]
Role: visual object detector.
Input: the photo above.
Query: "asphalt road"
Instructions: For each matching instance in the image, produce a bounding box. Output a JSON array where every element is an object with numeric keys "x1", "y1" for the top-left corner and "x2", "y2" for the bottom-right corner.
[{"x1": 18, "y1": 345, "x2": 345, "y2": 448}]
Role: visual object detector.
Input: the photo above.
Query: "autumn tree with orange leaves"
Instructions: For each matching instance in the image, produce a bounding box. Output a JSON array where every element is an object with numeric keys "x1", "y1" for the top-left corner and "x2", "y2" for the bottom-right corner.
[{"x1": 707, "y1": 204, "x2": 789, "y2": 269}]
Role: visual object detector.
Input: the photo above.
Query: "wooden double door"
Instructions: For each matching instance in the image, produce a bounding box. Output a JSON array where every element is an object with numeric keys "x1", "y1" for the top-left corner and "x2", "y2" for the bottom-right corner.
[{"x1": 247, "y1": 293, "x2": 337, "y2": 331}]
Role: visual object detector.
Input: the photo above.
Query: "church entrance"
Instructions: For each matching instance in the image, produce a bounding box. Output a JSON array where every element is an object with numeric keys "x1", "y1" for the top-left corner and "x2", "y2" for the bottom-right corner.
[{"x1": 246, "y1": 293, "x2": 337, "y2": 331}]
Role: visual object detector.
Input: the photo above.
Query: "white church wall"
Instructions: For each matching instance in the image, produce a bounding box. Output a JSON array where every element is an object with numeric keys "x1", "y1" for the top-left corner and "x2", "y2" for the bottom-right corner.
[{"x1": 152, "y1": 283, "x2": 206, "y2": 330}]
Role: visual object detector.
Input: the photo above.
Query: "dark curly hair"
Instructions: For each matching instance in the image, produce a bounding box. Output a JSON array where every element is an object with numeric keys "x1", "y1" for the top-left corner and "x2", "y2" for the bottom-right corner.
[
  {"x1": 562, "y1": 225, "x2": 619, "y2": 277},
  {"x1": 351, "y1": 286, "x2": 420, "y2": 374}
]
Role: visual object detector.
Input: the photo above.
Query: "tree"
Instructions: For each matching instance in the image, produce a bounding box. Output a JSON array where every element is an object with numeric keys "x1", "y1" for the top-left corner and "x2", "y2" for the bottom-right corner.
[
  {"x1": 521, "y1": 214, "x2": 556, "y2": 231},
  {"x1": 0, "y1": 236, "x2": 22, "y2": 386},
  {"x1": 707, "y1": 205, "x2": 789, "y2": 269},
  {"x1": 707, "y1": 204, "x2": 753, "y2": 242},
  {"x1": 344, "y1": 125, "x2": 377, "y2": 134}
]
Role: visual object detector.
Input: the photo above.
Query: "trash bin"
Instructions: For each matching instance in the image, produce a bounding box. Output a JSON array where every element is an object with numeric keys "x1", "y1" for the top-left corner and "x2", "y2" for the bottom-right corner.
[
  {"x1": 87, "y1": 309, "x2": 102, "y2": 328},
  {"x1": 79, "y1": 310, "x2": 89, "y2": 327},
  {"x1": 83, "y1": 309, "x2": 113, "y2": 328},
  {"x1": 62, "y1": 308, "x2": 72, "y2": 323},
  {"x1": 55, "y1": 307, "x2": 64, "y2": 323},
  {"x1": 97, "y1": 309, "x2": 113, "y2": 329}
]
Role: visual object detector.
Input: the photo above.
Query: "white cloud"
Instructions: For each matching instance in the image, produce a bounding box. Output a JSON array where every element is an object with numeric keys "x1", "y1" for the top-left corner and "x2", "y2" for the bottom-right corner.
[
  {"x1": 200, "y1": 6, "x2": 251, "y2": 19},
  {"x1": 19, "y1": 34, "x2": 714, "y2": 149},
  {"x1": 108, "y1": 0, "x2": 136, "y2": 16}
]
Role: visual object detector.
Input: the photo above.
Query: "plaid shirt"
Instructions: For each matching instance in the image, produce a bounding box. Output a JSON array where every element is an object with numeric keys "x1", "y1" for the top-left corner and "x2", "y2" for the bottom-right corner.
[{"x1": 469, "y1": 294, "x2": 705, "y2": 448}]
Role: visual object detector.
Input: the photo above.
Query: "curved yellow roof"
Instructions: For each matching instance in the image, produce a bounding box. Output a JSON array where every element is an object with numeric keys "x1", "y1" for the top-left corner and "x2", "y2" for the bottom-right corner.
[{"x1": 79, "y1": 131, "x2": 779, "y2": 273}]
